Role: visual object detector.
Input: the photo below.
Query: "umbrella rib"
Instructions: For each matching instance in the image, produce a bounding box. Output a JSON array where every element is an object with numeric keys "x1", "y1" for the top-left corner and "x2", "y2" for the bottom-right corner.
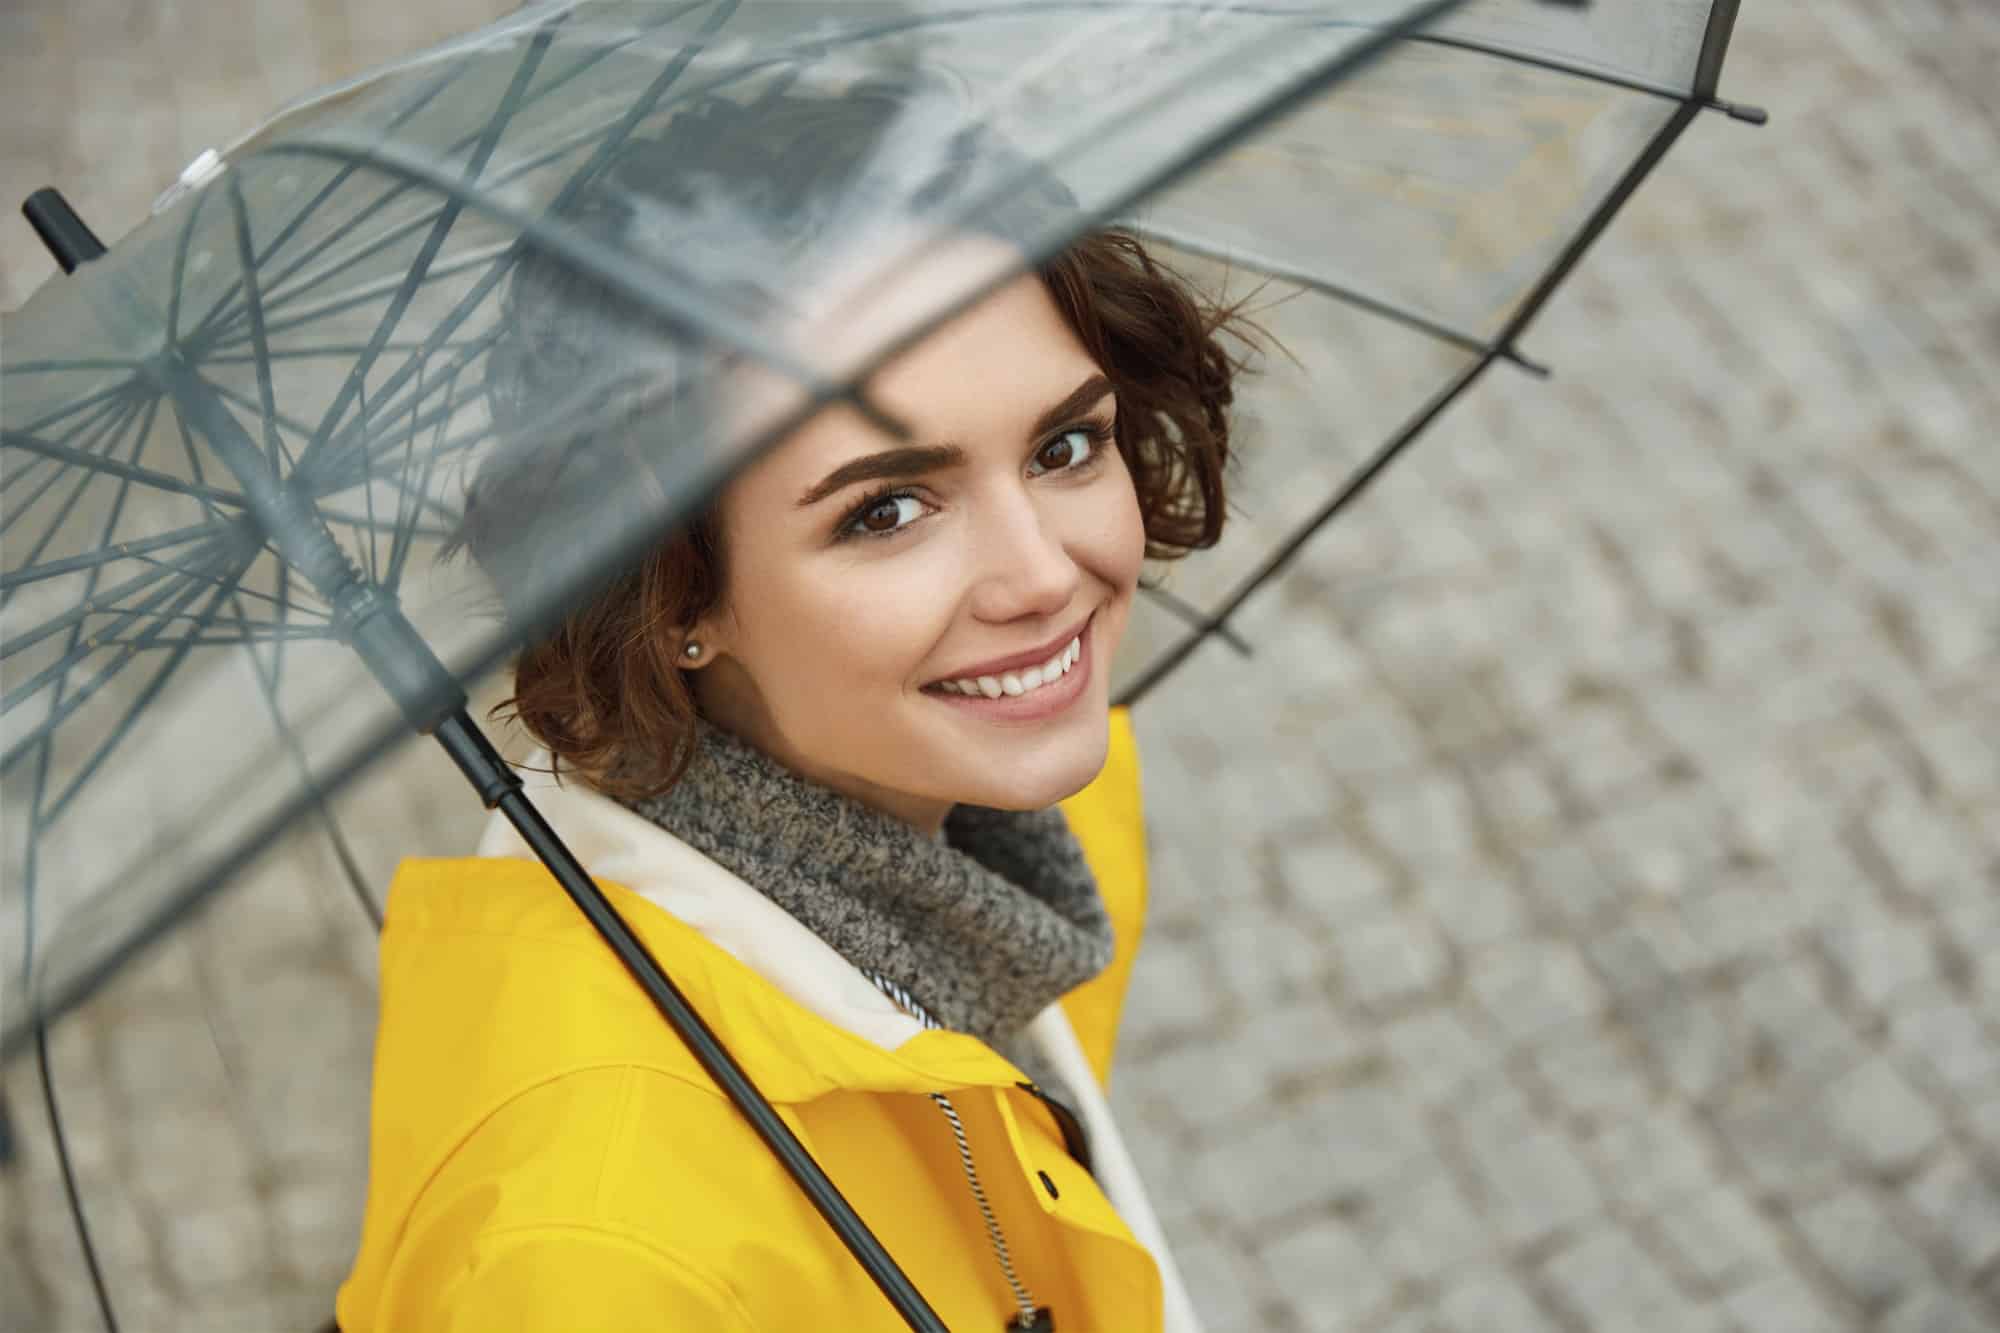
[
  {"x1": 192, "y1": 374, "x2": 322, "y2": 454},
  {"x1": 188, "y1": 1, "x2": 705, "y2": 347},
  {"x1": 225, "y1": 176, "x2": 292, "y2": 479},
  {"x1": 182, "y1": 53, "x2": 485, "y2": 348},
  {"x1": 287, "y1": 0, "x2": 749, "y2": 487},
  {"x1": 1116, "y1": 350, "x2": 1495, "y2": 708},
  {"x1": 1138, "y1": 581, "x2": 1253, "y2": 656},
  {"x1": 7, "y1": 398, "x2": 161, "y2": 596},
  {"x1": 2, "y1": 429, "x2": 247, "y2": 510},
  {"x1": 43, "y1": 550, "x2": 263, "y2": 823},
  {"x1": 1406, "y1": 31, "x2": 1766, "y2": 120},
  {"x1": 785, "y1": 0, "x2": 1474, "y2": 421},
  {"x1": 0, "y1": 518, "x2": 241, "y2": 592},
  {"x1": 12, "y1": 377, "x2": 140, "y2": 438},
  {"x1": 258, "y1": 136, "x2": 908, "y2": 444},
  {"x1": 0, "y1": 537, "x2": 242, "y2": 698},
  {"x1": 0, "y1": 394, "x2": 145, "y2": 543},
  {"x1": 0, "y1": 540, "x2": 240, "y2": 769},
  {"x1": 3, "y1": 358, "x2": 139, "y2": 373},
  {"x1": 220, "y1": 583, "x2": 386, "y2": 928},
  {"x1": 1117, "y1": 82, "x2": 1735, "y2": 707},
  {"x1": 386, "y1": 359, "x2": 458, "y2": 588},
  {"x1": 84, "y1": 626, "x2": 325, "y2": 647},
  {"x1": 2, "y1": 386, "x2": 137, "y2": 502},
  {"x1": 1121, "y1": 221, "x2": 1549, "y2": 375},
  {"x1": 301, "y1": 25, "x2": 558, "y2": 480},
  {"x1": 0, "y1": 543, "x2": 221, "y2": 664}
]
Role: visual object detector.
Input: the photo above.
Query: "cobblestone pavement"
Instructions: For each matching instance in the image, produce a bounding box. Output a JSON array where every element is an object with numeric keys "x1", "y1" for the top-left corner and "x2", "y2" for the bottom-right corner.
[{"x1": 5, "y1": 2, "x2": 1999, "y2": 1331}]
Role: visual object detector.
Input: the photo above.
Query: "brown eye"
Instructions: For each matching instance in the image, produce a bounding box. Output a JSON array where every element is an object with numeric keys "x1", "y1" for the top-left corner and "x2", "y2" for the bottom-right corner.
[
  {"x1": 842, "y1": 492, "x2": 926, "y2": 539},
  {"x1": 1036, "y1": 436, "x2": 1078, "y2": 472},
  {"x1": 1028, "y1": 427, "x2": 1101, "y2": 478}
]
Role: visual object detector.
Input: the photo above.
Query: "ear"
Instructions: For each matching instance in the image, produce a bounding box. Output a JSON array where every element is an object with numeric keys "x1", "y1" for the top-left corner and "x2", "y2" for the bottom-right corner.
[{"x1": 673, "y1": 607, "x2": 734, "y2": 671}]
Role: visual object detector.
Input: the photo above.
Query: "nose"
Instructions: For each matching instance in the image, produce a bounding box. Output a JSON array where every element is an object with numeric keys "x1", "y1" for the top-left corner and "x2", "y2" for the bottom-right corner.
[{"x1": 964, "y1": 482, "x2": 1080, "y2": 625}]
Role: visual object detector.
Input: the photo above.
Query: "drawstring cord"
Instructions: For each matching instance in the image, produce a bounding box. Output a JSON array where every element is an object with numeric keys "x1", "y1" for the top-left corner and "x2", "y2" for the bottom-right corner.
[{"x1": 869, "y1": 972, "x2": 1051, "y2": 1332}]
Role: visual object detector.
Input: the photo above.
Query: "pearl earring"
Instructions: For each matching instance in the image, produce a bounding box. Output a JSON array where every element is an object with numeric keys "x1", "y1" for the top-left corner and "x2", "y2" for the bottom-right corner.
[{"x1": 682, "y1": 641, "x2": 702, "y2": 660}]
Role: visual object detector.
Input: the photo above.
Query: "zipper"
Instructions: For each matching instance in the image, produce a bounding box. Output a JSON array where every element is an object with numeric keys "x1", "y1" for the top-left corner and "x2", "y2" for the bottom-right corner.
[{"x1": 870, "y1": 972, "x2": 1055, "y2": 1333}]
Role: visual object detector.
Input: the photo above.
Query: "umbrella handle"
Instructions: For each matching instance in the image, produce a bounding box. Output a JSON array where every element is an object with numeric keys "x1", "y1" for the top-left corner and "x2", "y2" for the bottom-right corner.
[
  {"x1": 22, "y1": 188, "x2": 107, "y2": 273},
  {"x1": 433, "y1": 710, "x2": 954, "y2": 1333}
]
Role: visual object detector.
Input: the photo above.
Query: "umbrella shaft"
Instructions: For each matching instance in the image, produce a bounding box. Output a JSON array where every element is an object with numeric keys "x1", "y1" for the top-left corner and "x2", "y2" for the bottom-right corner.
[{"x1": 432, "y1": 710, "x2": 952, "y2": 1333}]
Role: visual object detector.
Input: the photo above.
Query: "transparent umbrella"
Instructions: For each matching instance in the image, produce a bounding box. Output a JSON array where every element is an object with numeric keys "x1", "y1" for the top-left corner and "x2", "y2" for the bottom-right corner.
[{"x1": 0, "y1": 1, "x2": 1758, "y2": 1328}]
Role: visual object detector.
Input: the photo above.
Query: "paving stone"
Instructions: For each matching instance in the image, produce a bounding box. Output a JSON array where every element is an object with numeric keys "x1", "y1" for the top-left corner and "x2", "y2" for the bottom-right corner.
[
  {"x1": 1719, "y1": 1265, "x2": 1856, "y2": 1333},
  {"x1": 1735, "y1": 957, "x2": 1860, "y2": 1084},
  {"x1": 1124, "y1": 932, "x2": 1232, "y2": 1037},
  {"x1": 1286, "y1": 1084, "x2": 1431, "y2": 1197},
  {"x1": 1584, "y1": 910, "x2": 1707, "y2": 1001},
  {"x1": 1712, "y1": 1085, "x2": 1848, "y2": 1200},
  {"x1": 1542, "y1": 1225, "x2": 1728, "y2": 1333},
  {"x1": 1654, "y1": 1186, "x2": 1789, "y2": 1292},
  {"x1": 1381, "y1": 1008, "x2": 1502, "y2": 1109},
  {"x1": 1793, "y1": 1189, "x2": 1940, "y2": 1315},
  {"x1": 1333, "y1": 910, "x2": 1451, "y2": 1014},
  {"x1": 1260, "y1": 1215, "x2": 1394, "y2": 1333},
  {"x1": 1171, "y1": 1234, "x2": 1276, "y2": 1333},
  {"x1": 1581, "y1": 1104, "x2": 1717, "y2": 1212},
  {"x1": 161, "y1": 1202, "x2": 275, "y2": 1293},
  {"x1": 1189, "y1": 1115, "x2": 1336, "y2": 1235},
  {"x1": 1530, "y1": 1024, "x2": 1655, "y2": 1124},
  {"x1": 1412, "y1": 868, "x2": 1532, "y2": 955},
  {"x1": 1277, "y1": 837, "x2": 1397, "y2": 930},
  {"x1": 1207, "y1": 912, "x2": 1337, "y2": 1010},
  {"x1": 1623, "y1": 986, "x2": 1750, "y2": 1106},
  {"x1": 1518, "y1": 837, "x2": 1626, "y2": 932},
  {"x1": 1361, "y1": 774, "x2": 1485, "y2": 872},
  {"x1": 1818, "y1": 1056, "x2": 1948, "y2": 1176},
  {"x1": 1879, "y1": 1285, "x2": 1996, "y2": 1333},
  {"x1": 1470, "y1": 1127, "x2": 1602, "y2": 1249},
  {"x1": 1364, "y1": 1164, "x2": 1491, "y2": 1286},
  {"x1": 1434, "y1": 1265, "x2": 1558, "y2": 1333},
  {"x1": 1904, "y1": 1151, "x2": 2000, "y2": 1278},
  {"x1": 1890, "y1": 992, "x2": 2000, "y2": 1096},
  {"x1": 1465, "y1": 941, "x2": 1607, "y2": 1046}
]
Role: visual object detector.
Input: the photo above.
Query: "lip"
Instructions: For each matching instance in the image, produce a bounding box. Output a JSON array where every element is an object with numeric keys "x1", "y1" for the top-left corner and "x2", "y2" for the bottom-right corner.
[
  {"x1": 925, "y1": 611, "x2": 1095, "y2": 687},
  {"x1": 923, "y1": 615, "x2": 1094, "y2": 721}
]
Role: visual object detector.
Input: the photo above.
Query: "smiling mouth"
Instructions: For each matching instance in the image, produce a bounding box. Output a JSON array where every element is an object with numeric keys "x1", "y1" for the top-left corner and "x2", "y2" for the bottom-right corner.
[
  {"x1": 929, "y1": 632, "x2": 1083, "y2": 700},
  {"x1": 921, "y1": 610, "x2": 1094, "y2": 702}
]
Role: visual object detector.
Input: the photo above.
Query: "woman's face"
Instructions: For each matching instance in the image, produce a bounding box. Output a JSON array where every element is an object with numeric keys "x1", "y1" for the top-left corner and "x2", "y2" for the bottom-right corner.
[{"x1": 685, "y1": 239, "x2": 1147, "y2": 831}]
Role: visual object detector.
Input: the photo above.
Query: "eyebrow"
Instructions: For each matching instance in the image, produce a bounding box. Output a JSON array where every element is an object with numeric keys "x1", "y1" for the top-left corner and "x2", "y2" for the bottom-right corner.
[{"x1": 795, "y1": 372, "x2": 1114, "y2": 508}]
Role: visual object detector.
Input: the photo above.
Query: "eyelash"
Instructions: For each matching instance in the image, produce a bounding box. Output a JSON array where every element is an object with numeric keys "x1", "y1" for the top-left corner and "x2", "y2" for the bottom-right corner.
[{"x1": 835, "y1": 419, "x2": 1116, "y2": 542}]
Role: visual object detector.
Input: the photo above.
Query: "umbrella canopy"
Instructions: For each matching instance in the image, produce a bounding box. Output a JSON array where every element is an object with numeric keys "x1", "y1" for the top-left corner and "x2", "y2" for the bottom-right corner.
[{"x1": 1, "y1": 0, "x2": 1752, "y2": 1325}]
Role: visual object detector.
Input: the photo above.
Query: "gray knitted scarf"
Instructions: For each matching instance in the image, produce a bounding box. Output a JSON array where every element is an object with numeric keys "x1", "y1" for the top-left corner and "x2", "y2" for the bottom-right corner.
[{"x1": 618, "y1": 721, "x2": 1116, "y2": 1061}]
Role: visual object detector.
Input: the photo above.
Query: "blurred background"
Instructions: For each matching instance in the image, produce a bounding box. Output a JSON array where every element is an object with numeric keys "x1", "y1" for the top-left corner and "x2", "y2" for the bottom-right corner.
[{"x1": 3, "y1": 1, "x2": 1997, "y2": 1331}]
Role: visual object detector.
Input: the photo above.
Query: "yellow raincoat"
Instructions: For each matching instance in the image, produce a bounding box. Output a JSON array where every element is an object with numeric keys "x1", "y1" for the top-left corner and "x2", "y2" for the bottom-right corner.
[{"x1": 336, "y1": 710, "x2": 1197, "y2": 1331}]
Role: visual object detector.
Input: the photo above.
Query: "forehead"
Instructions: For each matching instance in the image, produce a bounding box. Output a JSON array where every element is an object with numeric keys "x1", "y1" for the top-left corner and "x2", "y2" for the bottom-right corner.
[{"x1": 721, "y1": 234, "x2": 1100, "y2": 485}]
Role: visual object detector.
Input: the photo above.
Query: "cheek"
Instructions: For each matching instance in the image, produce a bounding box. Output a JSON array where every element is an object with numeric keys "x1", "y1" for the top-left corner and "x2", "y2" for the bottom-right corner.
[{"x1": 1090, "y1": 456, "x2": 1149, "y2": 589}]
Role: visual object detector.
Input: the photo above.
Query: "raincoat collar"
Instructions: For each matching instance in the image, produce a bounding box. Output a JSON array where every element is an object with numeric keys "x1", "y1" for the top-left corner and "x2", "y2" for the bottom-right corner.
[{"x1": 462, "y1": 754, "x2": 1046, "y2": 1102}]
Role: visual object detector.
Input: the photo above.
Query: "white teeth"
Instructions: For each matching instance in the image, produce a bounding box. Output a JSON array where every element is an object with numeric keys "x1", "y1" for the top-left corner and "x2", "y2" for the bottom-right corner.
[{"x1": 938, "y1": 635, "x2": 1084, "y2": 701}]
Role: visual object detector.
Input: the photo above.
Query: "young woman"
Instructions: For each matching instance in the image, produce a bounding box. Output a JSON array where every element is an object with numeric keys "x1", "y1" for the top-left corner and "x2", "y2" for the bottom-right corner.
[{"x1": 337, "y1": 77, "x2": 1256, "y2": 1333}]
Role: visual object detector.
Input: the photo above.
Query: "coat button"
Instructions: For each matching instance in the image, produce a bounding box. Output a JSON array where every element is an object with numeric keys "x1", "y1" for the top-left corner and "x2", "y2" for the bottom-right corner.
[{"x1": 1037, "y1": 1169, "x2": 1060, "y2": 1200}]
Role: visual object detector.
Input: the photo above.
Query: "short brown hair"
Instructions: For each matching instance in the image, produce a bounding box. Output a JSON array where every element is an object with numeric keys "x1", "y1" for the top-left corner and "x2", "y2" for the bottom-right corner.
[{"x1": 461, "y1": 79, "x2": 1264, "y2": 799}]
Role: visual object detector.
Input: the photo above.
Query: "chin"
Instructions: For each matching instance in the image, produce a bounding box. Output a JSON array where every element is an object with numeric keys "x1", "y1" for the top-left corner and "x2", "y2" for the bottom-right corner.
[{"x1": 946, "y1": 711, "x2": 1111, "y2": 811}]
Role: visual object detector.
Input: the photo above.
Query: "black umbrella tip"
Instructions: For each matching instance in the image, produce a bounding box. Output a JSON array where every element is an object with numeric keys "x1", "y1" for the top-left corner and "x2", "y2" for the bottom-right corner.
[{"x1": 21, "y1": 187, "x2": 107, "y2": 273}]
